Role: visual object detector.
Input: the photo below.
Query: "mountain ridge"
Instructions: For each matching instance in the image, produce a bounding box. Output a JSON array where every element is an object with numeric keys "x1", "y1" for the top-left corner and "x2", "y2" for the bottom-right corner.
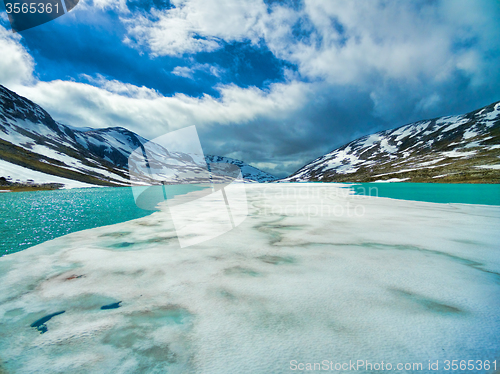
[
  {"x1": 283, "y1": 100, "x2": 500, "y2": 183},
  {"x1": 2, "y1": 83, "x2": 498, "y2": 187},
  {"x1": 0, "y1": 85, "x2": 277, "y2": 189}
]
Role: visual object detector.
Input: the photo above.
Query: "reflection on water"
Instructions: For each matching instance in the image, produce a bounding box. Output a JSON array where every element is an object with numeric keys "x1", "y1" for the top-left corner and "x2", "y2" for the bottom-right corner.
[{"x1": 0, "y1": 185, "x2": 205, "y2": 256}]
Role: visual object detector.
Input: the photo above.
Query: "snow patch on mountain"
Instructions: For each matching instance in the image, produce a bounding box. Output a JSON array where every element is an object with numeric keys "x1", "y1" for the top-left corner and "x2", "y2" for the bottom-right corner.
[
  {"x1": 283, "y1": 100, "x2": 500, "y2": 183},
  {"x1": 0, "y1": 85, "x2": 277, "y2": 188},
  {"x1": 0, "y1": 159, "x2": 98, "y2": 188},
  {"x1": 205, "y1": 155, "x2": 277, "y2": 182}
]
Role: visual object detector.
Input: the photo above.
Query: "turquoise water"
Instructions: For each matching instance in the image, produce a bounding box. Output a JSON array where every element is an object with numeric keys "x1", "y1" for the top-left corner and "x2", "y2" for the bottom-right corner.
[
  {"x1": 3, "y1": 183, "x2": 498, "y2": 257},
  {"x1": 350, "y1": 183, "x2": 500, "y2": 206},
  {"x1": 0, "y1": 185, "x2": 205, "y2": 256}
]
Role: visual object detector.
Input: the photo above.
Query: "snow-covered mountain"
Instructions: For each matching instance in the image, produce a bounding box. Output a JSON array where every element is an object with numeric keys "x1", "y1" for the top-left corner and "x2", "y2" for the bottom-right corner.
[
  {"x1": 205, "y1": 155, "x2": 276, "y2": 182},
  {"x1": 0, "y1": 85, "x2": 276, "y2": 189},
  {"x1": 283, "y1": 101, "x2": 500, "y2": 183}
]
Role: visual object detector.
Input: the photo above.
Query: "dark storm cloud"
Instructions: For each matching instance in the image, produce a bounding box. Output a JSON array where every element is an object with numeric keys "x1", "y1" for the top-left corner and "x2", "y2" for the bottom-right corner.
[{"x1": 198, "y1": 87, "x2": 388, "y2": 177}]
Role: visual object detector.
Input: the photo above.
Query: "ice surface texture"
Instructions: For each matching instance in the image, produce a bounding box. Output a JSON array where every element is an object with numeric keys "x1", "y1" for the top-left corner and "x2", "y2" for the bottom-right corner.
[
  {"x1": 0, "y1": 183, "x2": 499, "y2": 373},
  {"x1": 128, "y1": 126, "x2": 249, "y2": 247}
]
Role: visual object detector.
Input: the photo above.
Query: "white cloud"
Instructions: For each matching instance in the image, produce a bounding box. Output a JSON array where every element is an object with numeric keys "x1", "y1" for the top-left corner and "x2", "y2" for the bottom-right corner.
[
  {"x1": 79, "y1": 0, "x2": 130, "y2": 13},
  {"x1": 11, "y1": 76, "x2": 319, "y2": 177},
  {"x1": 0, "y1": 19, "x2": 314, "y2": 175},
  {"x1": 120, "y1": 0, "x2": 272, "y2": 56},
  {"x1": 416, "y1": 93, "x2": 442, "y2": 113},
  {"x1": 121, "y1": 0, "x2": 269, "y2": 56},
  {"x1": 14, "y1": 76, "x2": 310, "y2": 140},
  {"x1": 172, "y1": 66, "x2": 194, "y2": 78},
  {"x1": 0, "y1": 25, "x2": 35, "y2": 86},
  {"x1": 172, "y1": 63, "x2": 223, "y2": 79},
  {"x1": 123, "y1": 10, "x2": 221, "y2": 56},
  {"x1": 265, "y1": 0, "x2": 500, "y2": 89},
  {"x1": 60, "y1": 1, "x2": 499, "y2": 128},
  {"x1": 119, "y1": 0, "x2": 500, "y2": 93}
]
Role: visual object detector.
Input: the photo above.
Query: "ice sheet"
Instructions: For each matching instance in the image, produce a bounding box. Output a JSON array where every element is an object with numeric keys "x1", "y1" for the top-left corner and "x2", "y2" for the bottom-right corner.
[{"x1": 0, "y1": 184, "x2": 499, "y2": 373}]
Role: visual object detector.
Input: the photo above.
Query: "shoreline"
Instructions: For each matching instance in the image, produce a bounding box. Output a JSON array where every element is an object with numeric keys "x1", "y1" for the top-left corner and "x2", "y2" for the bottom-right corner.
[
  {"x1": 2, "y1": 177, "x2": 500, "y2": 194},
  {"x1": 1, "y1": 183, "x2": 499, "y2": 373}
]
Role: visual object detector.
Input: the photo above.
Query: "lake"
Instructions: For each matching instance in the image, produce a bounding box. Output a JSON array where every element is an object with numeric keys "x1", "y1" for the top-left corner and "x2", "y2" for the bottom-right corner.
[
  {"x1": 0, "y1": 185, "x2": 205, "y2": 256},
  {"x1": 350, "y1": 182, "x2": 500, "y2": 206},
  {"x1": 2, "y1": 183, "x2": 499, "y2": 256},
  {"x1": 1, "y1": 183, "x2": 499, "y2": 373}
]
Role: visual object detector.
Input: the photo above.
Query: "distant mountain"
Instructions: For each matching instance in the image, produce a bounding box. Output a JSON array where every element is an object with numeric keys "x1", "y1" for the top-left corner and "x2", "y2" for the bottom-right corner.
[
  {"x1": 0, "y1": 85, "x2": 276, "y2": 189},
  {"x1": 283, "y1": 101, "x2": 500, "y2": 183},
  {"x1": 205, "y1": 155, "x2": 276, "y2": 183}
]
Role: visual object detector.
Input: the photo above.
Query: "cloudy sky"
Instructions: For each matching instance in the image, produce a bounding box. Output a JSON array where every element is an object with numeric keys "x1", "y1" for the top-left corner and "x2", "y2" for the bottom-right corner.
[{"x1": 1, "y1": 0, "x2": 499, "y2": 177}]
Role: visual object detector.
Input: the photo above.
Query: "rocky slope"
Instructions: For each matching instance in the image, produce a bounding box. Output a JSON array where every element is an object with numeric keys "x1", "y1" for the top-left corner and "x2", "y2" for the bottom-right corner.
[
  {"x1": 284, "y1": 101, "x2": 500, "y2": 183},
  {"x1": 205, "y1": 155, "x2": 276, "y2": 183},
  {"x1": 0, "y1": 85, "x2": 276, "y2": 188}
]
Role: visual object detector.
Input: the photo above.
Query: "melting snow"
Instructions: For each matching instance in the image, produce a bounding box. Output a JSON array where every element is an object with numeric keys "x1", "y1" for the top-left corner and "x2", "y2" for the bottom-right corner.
[
  {"x1": 441, "y1": 117, "x2": 469, "y2": 132},
  {"x1": 475, "y1": 165, "x2": 500, "y2": 170},
  {"x1": 484, "y1": 107, "x2": 499, "y2": 121},
  {"x1": 392, "y1": 125, "x2": 414, "y2": 141},
  {"x1": 442, "y1": 150, "x2": 477, "y2": 158},
  {"x1": 372, "y1": 177, "x2": 410, "y2": 182},
  {"x1": 360, "y1": 134, "x2": 381, "y2": 147},
  {"x1": 380, "y1": 139, "x2": 397, "y2": 153},
  {"x1": 463, "y1": 128, "x2": 478, "y2": 140},
  {"x1": 0, "y1": 159, "x2": 99, "y2": 188},
  {"x1": 0, "y1": 184, "x2": 499, "y2": 373},
  {"x1": 322, "y1": 150, "x2": 361, "y2": 174},
  {"x1": 415, "y1": 158, "x2": 446, "y2": 167},
  {"x1": 464, "y1": 141, "x2": 482, "y2": 149}
]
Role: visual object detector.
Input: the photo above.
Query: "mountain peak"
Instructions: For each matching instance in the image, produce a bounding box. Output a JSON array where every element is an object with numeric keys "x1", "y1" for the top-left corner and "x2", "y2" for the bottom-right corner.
[
  {"x1": 0, "y1": 85, "x2": 277, "y2": 189},
  {"x1": 283, "y1": 101, "x2": 500, "y2": 183}
]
